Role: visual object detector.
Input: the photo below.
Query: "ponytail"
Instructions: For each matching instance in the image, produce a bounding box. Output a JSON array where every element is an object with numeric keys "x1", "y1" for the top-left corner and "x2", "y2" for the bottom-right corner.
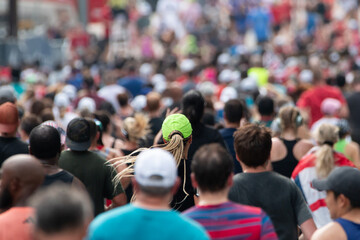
[
  {"x1": 110, "y1": 131, "x2": 189, "y2": 192},
  {"x1": 315, "y1": 144, "x2": 335, "y2": 178},
  {"x1": 313, "y1": 123, "x2": 339, "y2": 178}
]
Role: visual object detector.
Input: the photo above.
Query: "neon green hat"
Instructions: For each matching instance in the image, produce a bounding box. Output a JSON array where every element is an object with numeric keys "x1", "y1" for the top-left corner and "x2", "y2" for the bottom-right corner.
[{"x1": 162, "y1": 114, "x2": 192, "y2": 142}]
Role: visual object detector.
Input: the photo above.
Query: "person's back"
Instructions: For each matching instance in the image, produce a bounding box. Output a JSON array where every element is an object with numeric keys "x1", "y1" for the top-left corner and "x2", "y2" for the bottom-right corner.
[
  {"x1": 59, "y1": 118, "x2": 123, "y2": 216},
  {"x1": 185, "y1": 202, "x2": 276, "y2": 240},
  {"x1": 90, "y1": 204, "x2": 207, "y2": 240},
  {"x1": 229, "y1": 124, "x2": 315, "y2": 240},
  {"x1": 270, "y1": 106, "x2": 313, "y2": 178},
  {"x1": 60, "y1": 150, "x2": 120, "y2": 216},
  {"x1": 229, "y1": 171, "x2": 308, "y2": 239},
  {"x1": 184, "y1": 143, "x2": 277, "y2": 239},
  {"x1": 292, "y1": 124, "x2": 355, "y2": 228},
  {"x1": 0, "y1": 206, "x2": 34, "y2": 240}
]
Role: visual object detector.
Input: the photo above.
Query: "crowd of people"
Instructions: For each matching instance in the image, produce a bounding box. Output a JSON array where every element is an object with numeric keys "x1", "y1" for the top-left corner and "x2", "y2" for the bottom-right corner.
[{"x1": 1, "y1": 0, "x2": 360, "y2": 239}]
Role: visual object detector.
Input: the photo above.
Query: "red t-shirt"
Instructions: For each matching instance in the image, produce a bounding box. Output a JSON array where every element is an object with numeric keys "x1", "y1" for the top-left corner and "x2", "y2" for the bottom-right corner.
[
  {"x1": 296, "y1": 85, "x2": 346, "y2": 127},
  {"x1": 0, "y1": 207, "x2": 34, "y2": 240}
]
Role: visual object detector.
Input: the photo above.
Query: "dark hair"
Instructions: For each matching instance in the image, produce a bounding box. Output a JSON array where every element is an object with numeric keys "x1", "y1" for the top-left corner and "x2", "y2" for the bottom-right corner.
[
  {"x1": 85, "y1": 118, "x2": 97, "y2": 142},
  {"x1": 99, "y1": 101, "x2": 116, "y2": 115},
  {"x1": 117, "y1": 92, "x2": 129, "y2": 107},
  {"x1": 30, "y1": 184, "x2": 93, "y2": 235},
  {"x1": 20, "y1": 114, "x2": 41, "y2": 136},
  {"x1": 93, "y1": 111, "x2": 111, "y2": 132},
  {"x1": 40, "y1": 109, "x2": 55, "y2": 122},
  {"x1": 233, "y1": 124, "x2": 272, "y2": 167},
  {"x1": 192, "y1": 144, "x2": 233, "y2": 192},
  {"x1": 29, "y1": 125, "x2": 61, "y2": 159},
  {"x1": 83, "y1": 77, "x2": 94, "y2": 89},
  {"x1": 30, "y1": 100, "x2": 46, "y2": 116},
  {"x1": 224, "y1": 99, "x2": 243, "y2": 123},
  {"x1": 181, "y1": 90, "x2": 205, "y2": 126},
  {"x1": 333, "y1": 191, "x2": 360, "y2": 209},
  {"x1": 257, "y1": 96, "x2": 274, "y2": 116}
]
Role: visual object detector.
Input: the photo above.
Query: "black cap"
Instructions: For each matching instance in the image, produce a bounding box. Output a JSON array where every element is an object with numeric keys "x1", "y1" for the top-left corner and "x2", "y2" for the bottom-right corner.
[
  {"x1": 312, "y1": 167, "x2": 360, "y2": 202},
  {"x1": 66, "y1": 118, "x2": 91, "y2": 151}
]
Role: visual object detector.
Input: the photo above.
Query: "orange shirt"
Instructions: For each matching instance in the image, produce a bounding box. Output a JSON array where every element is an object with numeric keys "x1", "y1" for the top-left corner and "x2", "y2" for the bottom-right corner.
[{"x1": 0, "y1": 207, "x2": 34, "y2": 240}]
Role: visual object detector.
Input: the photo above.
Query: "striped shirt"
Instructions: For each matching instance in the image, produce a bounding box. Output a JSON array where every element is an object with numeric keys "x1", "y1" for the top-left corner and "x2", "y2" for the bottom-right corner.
[{"x1": 183, "y1": 201, "x2": 278, "y2": 240}]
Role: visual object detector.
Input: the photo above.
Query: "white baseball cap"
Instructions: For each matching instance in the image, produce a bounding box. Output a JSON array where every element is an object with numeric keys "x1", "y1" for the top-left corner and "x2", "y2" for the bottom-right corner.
[
  {"x1": 77, "y1": 97, "x2": 96, "y2": 113},
  {"x1": 135, "y1": 148, "x2": 177, "y2": 188}
]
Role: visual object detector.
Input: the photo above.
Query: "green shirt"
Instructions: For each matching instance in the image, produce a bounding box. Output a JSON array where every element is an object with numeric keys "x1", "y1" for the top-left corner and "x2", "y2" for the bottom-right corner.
[{"x1": 59, "y1": 150, "x2": 123, "y2": 216}]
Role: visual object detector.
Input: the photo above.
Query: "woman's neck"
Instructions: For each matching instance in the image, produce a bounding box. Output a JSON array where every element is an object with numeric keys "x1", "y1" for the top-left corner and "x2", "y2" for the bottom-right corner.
[{"x1": 281, "y1": 129, "x2": 297, "y2": 140}]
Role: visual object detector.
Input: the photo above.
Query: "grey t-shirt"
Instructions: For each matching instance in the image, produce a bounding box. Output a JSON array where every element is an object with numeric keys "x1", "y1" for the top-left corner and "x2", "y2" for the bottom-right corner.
[{"x1": 228, "y1": 171, "x2": 312, "y2": 240}]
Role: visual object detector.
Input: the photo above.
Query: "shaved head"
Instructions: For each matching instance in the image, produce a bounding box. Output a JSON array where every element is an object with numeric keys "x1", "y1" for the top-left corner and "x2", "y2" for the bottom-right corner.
[{"x1": 0, "y1": 154, "x2": 44, "y2": 210}]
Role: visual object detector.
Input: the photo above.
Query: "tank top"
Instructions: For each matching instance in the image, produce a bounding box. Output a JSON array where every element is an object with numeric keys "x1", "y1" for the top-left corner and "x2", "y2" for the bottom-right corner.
[
  {"x1": 334, "y1": 139, "x2": 353, "y2": 162},
  {"x1": 272, "y1": 138, "x2": 299, "y2": 178},
  {"x1": 42, "y1": 170, "x2": 74, "y2": 187},
  {"x1": 335, "y1": 218, "x2": 360, "y2": 240}
]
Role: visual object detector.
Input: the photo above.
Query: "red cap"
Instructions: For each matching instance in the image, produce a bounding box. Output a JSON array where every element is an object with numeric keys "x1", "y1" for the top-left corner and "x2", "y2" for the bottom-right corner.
[{"x1": 0, "y1": 102, "x2": 19, "y2": 134}]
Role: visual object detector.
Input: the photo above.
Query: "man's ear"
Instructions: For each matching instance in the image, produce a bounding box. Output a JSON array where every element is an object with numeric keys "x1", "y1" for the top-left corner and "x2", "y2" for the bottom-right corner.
[
  {"x1": 9, "y1": 178, "x2": 20, "y2": 196},
  {"x1": 190, "y1": 173, "x2": 198, "y2": 189},
  {"x1": 338, "y1": 194, "x2": 349, "y2": 209}
]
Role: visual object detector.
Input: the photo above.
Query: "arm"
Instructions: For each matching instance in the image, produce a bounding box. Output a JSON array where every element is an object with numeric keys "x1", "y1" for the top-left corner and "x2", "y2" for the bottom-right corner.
[
  {"x1": 300, "y1": 218, "x2": 317, "y2": 240},
  {"x1": 107, "y1": 192, "x2": 127, "y2": 210},
  {"x1": 292, "y1": 181, "x2": 316, "y2": 239}
]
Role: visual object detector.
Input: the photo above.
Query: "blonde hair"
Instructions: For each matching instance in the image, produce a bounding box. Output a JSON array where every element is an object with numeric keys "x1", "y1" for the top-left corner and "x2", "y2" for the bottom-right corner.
[
  {"x1": 314, "y1": 123, "x2": 339, "y2": 178},
  {"x1": 279, "y1": 106, "x2": 302, "y2": 130},
  {"x1": 110, "y1": 132, "x2": 191, "y2": 202},
  {"x1": 123, "y1": 114, "x2": 150, "y2": 143}
]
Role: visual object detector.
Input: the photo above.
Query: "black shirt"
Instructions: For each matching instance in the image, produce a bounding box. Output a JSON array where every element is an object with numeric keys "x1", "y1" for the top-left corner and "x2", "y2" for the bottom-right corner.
[
  {"x1": 188, "y1": 123, "x2": 226, "y2": 161},
  {"x1": 229, "y1": 171, "x2": 312, "y2": 240},
  {"x1": 171, "y1": 159, "x2": 195, "y2": 212},
  {"x1": 42, "y1": 170, "x2": 74, "y2": 187},
  {"x1": 272, "y1": 138, "x2": 300, "y2": 178},
  {"x1": 347, "y1": 92, "x2": 360, "y2": 144},
  {"x1": 0, "y1": 137, "x2": 28, "y2": 167}
]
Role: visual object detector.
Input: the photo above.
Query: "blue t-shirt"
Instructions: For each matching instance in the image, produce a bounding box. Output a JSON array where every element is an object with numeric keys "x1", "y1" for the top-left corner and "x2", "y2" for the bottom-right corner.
[
  {"x1": 219, "y1": 127, "x2": 242, "y2": 173},
  {"x1": 88, "y1": 204, "x2": 209, "y2": 240},
  {"x1": 117, "y1": 76, "x2": 144, "y2": 97}
]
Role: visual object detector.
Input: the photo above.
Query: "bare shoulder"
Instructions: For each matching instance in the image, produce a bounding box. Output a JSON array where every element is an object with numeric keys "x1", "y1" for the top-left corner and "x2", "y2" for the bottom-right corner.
[
  {"x1": 271, "y1": 137, "x2": 286, "y2": 162},
  {"x1": 298, "y1": 139, "x2": 314, "y2": 148},
  {"x1": 272, "y1": 137, "x2": 282, "y2": 146},
  {"x1": 347, "y1": 141, "x2": 360, "y2": 152},
  {"x1": 311, "y1": 222, "x2": 346, "y2": 240}
]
